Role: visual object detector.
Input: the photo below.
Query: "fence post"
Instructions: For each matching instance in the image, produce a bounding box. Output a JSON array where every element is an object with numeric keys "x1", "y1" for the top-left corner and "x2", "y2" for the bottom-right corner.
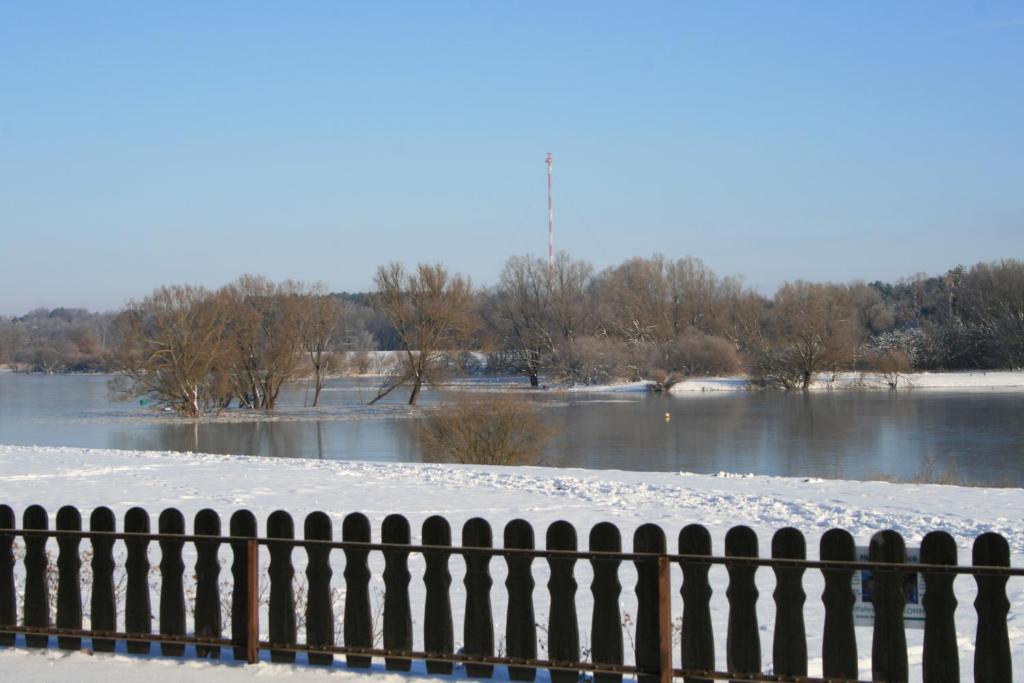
[
  {"x1": 342, "y1": 512, "x2": 373, "y2": 668},
  {"x1": 921, "y1": 530, "x2": 958, "y2": 682},
  {"x1": 55, "y1": 505, "x2": 83, "y2": 651},
  {"x1": 193, "y1": 508, "x2": 222, "y2": 659},
  {"x1": 304, "y1": 511, "x2": 334, "y2": 666},
  {"x1": 678, "y1": 524, "x2": 713, "y2": 683},
  {"x1": 230, "y1": 509, "x2": 257, "y2": 661},
  {"x1": 158, "y1": 508, "x2": 186, "y2": 656},
  {"x1": 973, "y1": 532, "x2": 1011, "y2": 682},
  {"x1": 23, "y1": 504, "x2": 50, "y2": 648},
  {"x1": 633, "y1": 523, "x2": 666, "y2": 683},
  {"x1": 504, "y1": 519, "x2": 537, "y2": 682},
  {"x1": 266, "y1": 510, "x2": 296, "y2": 663},
  {"x1": 0, "y1": 505, "x2": 16, "y2": 648},
  {"x1": 546, "y1": 520, "x2": 580, "y2": 683},
  {"x1": 89, "y1": 506, "x2": 117, "y2": 653},
  {"x1": 422, "y1": 515, "x2": 454, "y2": 675},
  {"x1": 819, "y1": 528, "x2": 857, "y2": 679},
  {"x1": 382, "y1": 513, "x2": 412, "y2": 671},
  {"x1": 657, "y1": 555, "x2": 673, "y2": 683},
  {"x1": 771, "y1": 527, "x2": 807, "y2": 677},
  {"x1": 462, "y1": 517, "x2": 495, "y2": 679},
  {"x1": 869, "y1": 529, "x2": 908, "y2": 682},
  {"x1": 725, "y1": 525, "x2": 760, "y2": 679},
  {"x1": 124, "y1": 506, "x2": 152, "y2": 654},
  {"x1": 246, "y1": 538, "x2": 259, "y2": 664},
  {"x1": 590, "y1": 522, "x2": 623, "y2": 683}
]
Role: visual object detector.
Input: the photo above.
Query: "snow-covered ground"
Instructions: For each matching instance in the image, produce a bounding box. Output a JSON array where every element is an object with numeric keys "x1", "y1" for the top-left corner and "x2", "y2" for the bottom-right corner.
[
  {"x1": 530, "y1": 370, "x2": 1024, "y2": 394},
  {"x1": 669, "y1": 370, "x2": 1024, "y2": 393},
  {"x1": 0, "y1": 444, "x2": 1021, "y2": 681}
]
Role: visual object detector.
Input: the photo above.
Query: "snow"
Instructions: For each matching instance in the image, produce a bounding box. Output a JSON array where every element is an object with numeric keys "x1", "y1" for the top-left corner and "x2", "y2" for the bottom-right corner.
[
  {"x1": 667, "y1": 370, "x2": 1024, "y2": 393},
  {"x1": 543, "y1": 370, "x2": 1024, "y2": 394},
  {"x1": 562, "y1": 381, "x2": 655, "y2": 393},
  {"x1": 667, "y1": 377, "x2": 750, "y2": 392},
  {"x1": 0, "y1": 444, "x2": 1021, "y2": 681}
]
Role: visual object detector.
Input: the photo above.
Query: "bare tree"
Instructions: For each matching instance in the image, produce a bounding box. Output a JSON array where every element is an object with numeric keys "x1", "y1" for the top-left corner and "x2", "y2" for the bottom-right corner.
[
  {"x1": 548, "y1": 251, "x2": 595, "y2": 341},
  {"x1": 593, "y1": 255, "x2": 671, "y2": 345},
  {"x1": 958, "y1": 260, "x2": 1024, "y2": 368},
  {"x1": 297, "y1": 285, "x2": 345, "y2": 408},
  {"x1": 218, "y1": 275, "x2": 305, "y2": 410},
  {"x1": 109, "y1": 285, "x2": 227, "y2": 417},
  {"x1": 486, "y1": 255, "x2": 555, "y2": 386},
  {"x1": 370, "y1": 263, "x2": 476, "y2": 405},
  {"x1": 754, "y1": 281, "x2": 861, "y2": 390}
]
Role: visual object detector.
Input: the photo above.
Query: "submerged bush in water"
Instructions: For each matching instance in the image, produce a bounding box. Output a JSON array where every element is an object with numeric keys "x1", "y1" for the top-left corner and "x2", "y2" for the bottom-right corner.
[{"x1": 419, "y1": 393, "x2": 556, "y2": 465}]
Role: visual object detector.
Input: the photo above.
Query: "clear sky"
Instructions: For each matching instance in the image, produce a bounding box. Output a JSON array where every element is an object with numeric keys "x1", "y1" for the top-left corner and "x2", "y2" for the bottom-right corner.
[{"x1": 1, "y1": 1, "x2": 1022, "y2": 313}]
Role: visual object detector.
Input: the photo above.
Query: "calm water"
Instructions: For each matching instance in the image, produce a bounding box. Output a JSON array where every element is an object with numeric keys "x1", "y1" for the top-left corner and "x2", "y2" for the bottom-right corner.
[{"x1": 0, "y1": 373, "x2": 1022, "y2": 485}]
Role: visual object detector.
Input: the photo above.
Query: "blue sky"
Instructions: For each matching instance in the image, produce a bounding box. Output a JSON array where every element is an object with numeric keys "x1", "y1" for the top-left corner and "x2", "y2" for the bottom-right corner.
[{"x1": 1, "y1": 1, "x2": 1022, "y2": 313}]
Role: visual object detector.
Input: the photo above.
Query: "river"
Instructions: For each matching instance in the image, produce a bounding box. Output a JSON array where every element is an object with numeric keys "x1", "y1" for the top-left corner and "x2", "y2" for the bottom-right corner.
[{"x1": 0, "y1": 373, "x2": 1021, "y2": 486}]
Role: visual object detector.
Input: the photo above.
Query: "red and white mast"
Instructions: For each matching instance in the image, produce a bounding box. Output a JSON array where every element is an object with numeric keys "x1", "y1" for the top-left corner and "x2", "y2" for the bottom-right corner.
[{"x1": 546, "y1": 152, "x2": 554, "y2": 269}]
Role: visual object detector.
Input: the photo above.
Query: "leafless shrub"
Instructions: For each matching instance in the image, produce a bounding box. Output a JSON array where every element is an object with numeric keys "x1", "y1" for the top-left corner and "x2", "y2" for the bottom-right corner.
[
  {"x1": 661, "y1": 332, "x2": 742, "y2": 377},
  {"x1": 555, "y1": 335, "x2": 631, "y2": 385},
  {"x1": 864, "y1": 348, "x2": 912, "y2": 389},
  {"x1": 419, "y1": 393, "x2": 556, "y2": 465}
]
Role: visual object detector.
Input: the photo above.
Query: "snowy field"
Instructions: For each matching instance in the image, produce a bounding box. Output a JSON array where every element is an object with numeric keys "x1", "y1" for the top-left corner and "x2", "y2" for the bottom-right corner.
[
  {"x1": 0, "y1": 444, "x2": 1021, "y2": 681},
  {"x1": 573, "y1": 370, "x2": 1024, "y2": 394}
]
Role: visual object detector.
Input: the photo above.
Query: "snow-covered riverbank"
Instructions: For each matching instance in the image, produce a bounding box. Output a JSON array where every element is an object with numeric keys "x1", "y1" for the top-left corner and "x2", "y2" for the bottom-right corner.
[
  {"x1": 0, "y1": 444, "x2": 1020, "y2": 681},
  {"x1": 560, "y1": 369, "x2": 1024, "y2": 394}
]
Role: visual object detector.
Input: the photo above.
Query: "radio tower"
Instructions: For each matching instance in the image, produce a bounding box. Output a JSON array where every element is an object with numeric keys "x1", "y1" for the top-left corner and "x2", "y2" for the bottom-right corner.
[{"x1": 546, "y1": 152, "x2": 554, "y2": 269}]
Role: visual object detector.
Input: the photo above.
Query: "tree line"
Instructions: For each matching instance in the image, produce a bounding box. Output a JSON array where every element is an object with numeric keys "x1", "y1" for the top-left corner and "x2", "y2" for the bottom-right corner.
[
  {"x1": 1, "y1": 256, "x2": 1021, "y2": 414},
  {"x1": 482, "y1": 254, "x2": 1024, "y2": 391}
]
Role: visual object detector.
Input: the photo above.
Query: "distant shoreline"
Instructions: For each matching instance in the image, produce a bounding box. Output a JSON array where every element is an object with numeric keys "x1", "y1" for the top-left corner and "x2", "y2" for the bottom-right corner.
[{"x1": 555, "y1": 370, "x2": 1024, "y2": 394}]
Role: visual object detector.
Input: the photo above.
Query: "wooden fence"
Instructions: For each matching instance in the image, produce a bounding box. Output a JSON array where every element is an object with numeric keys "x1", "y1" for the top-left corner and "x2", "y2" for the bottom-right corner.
[{"x1": 0, "y1": 503, "x2": 1019, "y2": 682}]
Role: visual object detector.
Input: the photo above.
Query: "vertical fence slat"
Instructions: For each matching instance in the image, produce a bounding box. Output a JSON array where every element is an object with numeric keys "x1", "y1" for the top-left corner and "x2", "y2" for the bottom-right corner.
[
  {"x1": 920, "y1": 530, "x2": 958, "y2": 682},
  {"x1": 158, "y1": 508, "x2": 186, "y2": 656},
  {"x1": 973, "y1": 532, "x2": 1011, "y2": 682},
  {"x1": 463, "y1": 517, "x2": 494, "y2": 679},
  {"x1": 304, "y1": 511, "x2": 334, "y2": 666},
  {"x1": 771, "y1": 527, "x2": 806, "y2": 677},
  {"x1": 55, "y1": 505, "x2": 82, "y2": 650},
  {"x1": 819, "y1": 528, "x2": 856, "y2": 679},
  {"x1": 124, "y1": 506, "x2": 151, "y2": 654},
  {"x1": 869, "y1": 529, "x2": 908, "y2": 682},
  {"x1": 633, "y1": 523, "x2": 666, "y2": 683},
  {"x1": 23, "y1": 505, "x2": 50, "y2": 648},
  {"x1": 589, "y1": 522, "x2": 622, "y2": 683},
  {"x1": 193, "y1": 508, "x2": 222, "y2": 659},
  {"x1": 89, "y1": 507, "x2": 116, "y2": 653},
  {"x1": 229, "y1": 510, "x2": 257, "y2": 661},
  {"x1": 23, "y1": 505, "x2": 52, "y2": 650},
  {"x1": 678, "y1": 524, "x2": 713, "y2": 683},
  {"x1": 546, "y1": 520, "x2": 580, "y2": 683},
  {"x1": 0, "y1": 505, "x2": 15, "y2": 647},
  {"x1": 267, "y1": 510, "x2": 296, "y2": 663},
  {"x1": 725, "y1": 525, "x2": 759, "y2": 681},
  {"x1": 342, "y1": 512, "x2": 372, "y2": 668},
  {"x1": 422, "y1": 515, "x2": 453, "y2": 674},
  {"x1": 382, "y1": 513, "x2": 412, "y2": 671},
  {"x1": 504, "y1": 519, "x2": 536, "y2": 682}
]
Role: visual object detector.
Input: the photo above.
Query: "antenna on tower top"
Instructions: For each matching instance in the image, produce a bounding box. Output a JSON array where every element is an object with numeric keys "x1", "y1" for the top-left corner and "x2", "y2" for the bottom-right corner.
[{"x1": 546, "y1": 152, "x2": 554, "y2": 269}]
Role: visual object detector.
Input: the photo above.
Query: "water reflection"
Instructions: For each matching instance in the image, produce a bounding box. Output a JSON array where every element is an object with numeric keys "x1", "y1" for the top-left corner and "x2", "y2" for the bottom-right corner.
[{"x1": 0, "y1": 373, "x2": 1022, "y2": 485}]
